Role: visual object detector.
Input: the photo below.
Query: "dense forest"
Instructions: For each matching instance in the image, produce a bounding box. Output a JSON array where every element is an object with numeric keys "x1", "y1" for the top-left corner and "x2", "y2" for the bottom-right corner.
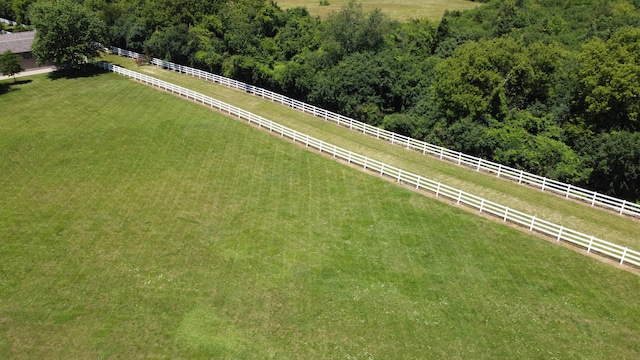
[{"x1": 2, "y1": 0, "x2": 640, "y2": 202}]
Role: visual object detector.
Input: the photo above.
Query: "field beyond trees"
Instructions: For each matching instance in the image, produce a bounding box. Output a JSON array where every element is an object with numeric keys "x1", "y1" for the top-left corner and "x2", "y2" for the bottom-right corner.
[
  {"x1": 1, "y1": 72, "x2": 640, "y2": 358},
  {"x1": 274, "y1": 0, "x2": 482, "y2": 21}
]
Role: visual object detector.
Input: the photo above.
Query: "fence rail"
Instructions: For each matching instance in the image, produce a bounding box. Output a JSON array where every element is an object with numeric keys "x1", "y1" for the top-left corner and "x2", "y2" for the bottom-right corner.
[
  {"x1": 96, "y1": 61, "x2": 640, "y2": 270},
  {"x1": 109, "y1": 47, "x2": 640, "y2": 219}
]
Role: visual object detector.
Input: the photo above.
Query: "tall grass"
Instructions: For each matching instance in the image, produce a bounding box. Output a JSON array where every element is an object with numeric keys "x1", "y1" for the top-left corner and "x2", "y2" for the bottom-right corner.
[{"x1": 1, "y1": 73, "x2": 640, "y2": 358}]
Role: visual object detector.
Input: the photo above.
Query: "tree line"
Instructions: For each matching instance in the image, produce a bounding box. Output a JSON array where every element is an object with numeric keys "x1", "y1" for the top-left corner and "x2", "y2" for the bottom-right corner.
[{"x1": 2, "y1": 0, "x2": 639, "y2": 202}]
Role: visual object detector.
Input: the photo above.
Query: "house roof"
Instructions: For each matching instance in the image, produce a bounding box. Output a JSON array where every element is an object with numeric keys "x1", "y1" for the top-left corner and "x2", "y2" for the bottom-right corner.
[{"x1": 0, "y1": 30, "x2": 36, "y2": 54}]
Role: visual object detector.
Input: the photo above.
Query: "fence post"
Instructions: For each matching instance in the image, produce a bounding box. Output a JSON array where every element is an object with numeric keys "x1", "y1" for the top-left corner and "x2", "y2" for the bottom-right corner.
[
  {"x1": 416, "y1": 175, "x2": 421, "y2": 189},
  {"x1": 566, "y1": 184, "x2": 571, "y2": 198},
  {"x1": 591, "y1": 192, "x2": 597, "y2": 206},
  {"x1": 439, "y1": 147, "x2": 444, "y2": 159},
  {"x1": 397, "y1": 169, "x2": 402, "y2": 182},
  {"x1": 333, "y1": 145, "x2": 337, "y2": 158},
  {"x1": 557, "y1": 226, "x2": 563, "y2": 241},
  {"x1": 423, "y1": 143, "x2": 427, "y2": 155},
  {"x1": 620, "y1": 200, "x2": 627, "y2": 215},
  {"x1": 587, "y1": 236, "x2": 594, "y2": 253},
  {"x1": 541, "y1": 178, "x2": 547, "y2": 191},
  {"x1": 363, "y1": 157, "x2": 368, "y2": 170},
  {"x1": 497, "y1": 164, "x2": 502, "y2": 178},
  {"x1": 436, "y1": 183, "x2": 441, "y2": 197},
  {"x1": 503, "y1": 208, "x2": 509, "y2": 222},
  {"x1": 380, "y1": 164, "x2": 385, "y2": 176},
  {"x1": 518, "y1": 170, "x2": 523, "y2": 184},
  {"x1": 458, "y1": 152, "x2": 462, "y2": 165},
  {"x1": 620, "y1": 248, "x2": 628, "y2": 265},
  {"x1": 457, "y1": 190, "x2": 462, "y2": 204},
  {"x1": 479, "y1": 198, "x2": 484, "y2": 212},
  {"x1": 529, "y1": 217, "x2": 536, "y2": 231},
  {"x1": 476, "y1": 159, "x2": 482, "y2": 171}
]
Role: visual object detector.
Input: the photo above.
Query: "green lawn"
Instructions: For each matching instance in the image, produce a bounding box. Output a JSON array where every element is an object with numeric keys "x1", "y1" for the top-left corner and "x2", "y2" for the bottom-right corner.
[
  {"x1": 275, "y1": 0, "x2": 482, "y2": 21},
  {"x1": 2, "y1": 72, "x2": 640, "y2": 358},
  {"x1": 102, "y1": 54, "x2": 640, "y2": 252}
]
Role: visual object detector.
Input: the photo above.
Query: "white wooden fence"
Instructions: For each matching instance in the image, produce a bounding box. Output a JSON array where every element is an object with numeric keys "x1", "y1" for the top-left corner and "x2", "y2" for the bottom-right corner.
[
  {"x1": 96, "y1": 61, "x2": 640, "y2": 270},
  {"x1": 109, "y1": 47, "x2": 640, "y2": 219}
]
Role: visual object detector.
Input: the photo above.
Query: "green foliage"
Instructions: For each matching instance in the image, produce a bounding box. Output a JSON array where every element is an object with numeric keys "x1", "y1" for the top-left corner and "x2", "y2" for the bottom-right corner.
[
  {"x1": 492, "y1": 0, "x2": 524, "y2": 36},
  {"x1": 29, "y1": 0, "x2": 106, "y2": 69},
  {"x1": 11, "y1": 0, "x2": 33, "y2": 24},
  {"x1": 310, "y1": 51, "x2": 415, "y2": 124},
  {"x1": 324, "y1": 0, "x2": 391, "y2": 56},
  {"x1": 586, "y1": 131, "x2": 640, "y2": 200},
  {"x1": 145, "y1": 24, "x2": 189, "y2": 63},
  {"x1": 391, "y1": 18, "x2": 437, "y2": 57},
  {"x1": 0, "y1": 0, "x2": 14, "y2": 19},
  {"x1": 0, "y1": 50, "x2": 23, "y2": 79},
  {"x1": 432, "y1": 37, "x2": 521, "y2": 122},
  {"x1": 485, "y1": 112, "x2": 589, "y2": 182},
  {"x1": 275, "y1": 8, "x2": 322, "y2": 59},
  {"x1": 577, "y1": 26, "x2": 640, "y2": 131},
  {"x1": 381, "y1": 113, "x2": 429, "y2": 139}
]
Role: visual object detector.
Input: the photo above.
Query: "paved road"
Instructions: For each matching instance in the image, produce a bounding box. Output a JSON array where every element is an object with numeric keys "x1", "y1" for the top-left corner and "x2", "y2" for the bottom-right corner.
[{"x1": 0, "y1": 66, "x2": 55, "y2": 80}]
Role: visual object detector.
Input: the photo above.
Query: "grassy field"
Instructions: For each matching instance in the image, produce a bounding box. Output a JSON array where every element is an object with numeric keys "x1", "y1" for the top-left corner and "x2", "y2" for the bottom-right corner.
[
  {"x1": 275, "y1": 0, "x2": 482, "y2": 21},
  {"x1": 102, "y1": 54, "x2": 640, "y2": 252},
  {"x1": 1, "y1": 70, "x2": 640, "y2": 358}
]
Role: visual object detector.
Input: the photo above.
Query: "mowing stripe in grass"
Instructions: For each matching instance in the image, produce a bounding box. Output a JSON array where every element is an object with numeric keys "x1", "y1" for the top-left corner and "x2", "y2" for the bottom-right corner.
[
  {"x1": 101, "y1": 53, "x2": 640, "y2": 251},
  {"x1": 109, "y1": 47, "x2": 640, "y2": 220},
  {"x1": 96, "y1": 62, "x2": 640, "y2": 270},
  {"x1": 3, "y1": 72, "x2": 640, "y2": 358}
]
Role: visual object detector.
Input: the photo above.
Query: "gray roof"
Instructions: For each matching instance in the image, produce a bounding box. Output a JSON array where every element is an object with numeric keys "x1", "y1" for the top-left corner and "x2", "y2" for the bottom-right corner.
[{"x1": 0, "y1": 30, "x2": 35, "y2": 54}]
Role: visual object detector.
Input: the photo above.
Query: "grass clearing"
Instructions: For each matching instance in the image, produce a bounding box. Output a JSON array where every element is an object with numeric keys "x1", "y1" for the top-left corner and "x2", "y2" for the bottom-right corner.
[
  {"x1": 2, "y1": 72, "x2": 640, "y2": 358},
  {"x1": 102, "y1": 54, "x2": 640, "y2": 251},
  {"x1": 275, "y1": 0, "x2": 482, "y2": 21}
]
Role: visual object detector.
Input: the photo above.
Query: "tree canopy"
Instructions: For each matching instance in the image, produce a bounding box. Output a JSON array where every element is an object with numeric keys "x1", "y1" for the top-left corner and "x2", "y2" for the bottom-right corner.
[
  {"x1": 29, "y1": 0, "x2": 106, "y2": 69},
  {"x1": 0, "y1": 50, "x2": 23, "y2": 80}
]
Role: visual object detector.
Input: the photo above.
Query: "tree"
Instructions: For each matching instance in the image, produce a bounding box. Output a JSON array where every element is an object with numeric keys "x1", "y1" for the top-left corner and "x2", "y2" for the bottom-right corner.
[
  {"x1": 0, "y1": 50, "x2": 23, "y2": 81},
  {"x1": 308, "y1": 51, "x2": 402, "y2": 124},
  {"x1": 145, "y1": 24, "x2": 190, "y2": 63},
  {"x1": 324, "y1": 0, "x2": 391, "y2": 57},
  {"x1": 586, "y1": 131, "x2": 640, "y2": 201},
  {"x1": 577, "y1": 26, "x2": 640, "y2": 131},
  {"x1": 29, "y1": 0, "x2": 106, "y2": 69}
]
